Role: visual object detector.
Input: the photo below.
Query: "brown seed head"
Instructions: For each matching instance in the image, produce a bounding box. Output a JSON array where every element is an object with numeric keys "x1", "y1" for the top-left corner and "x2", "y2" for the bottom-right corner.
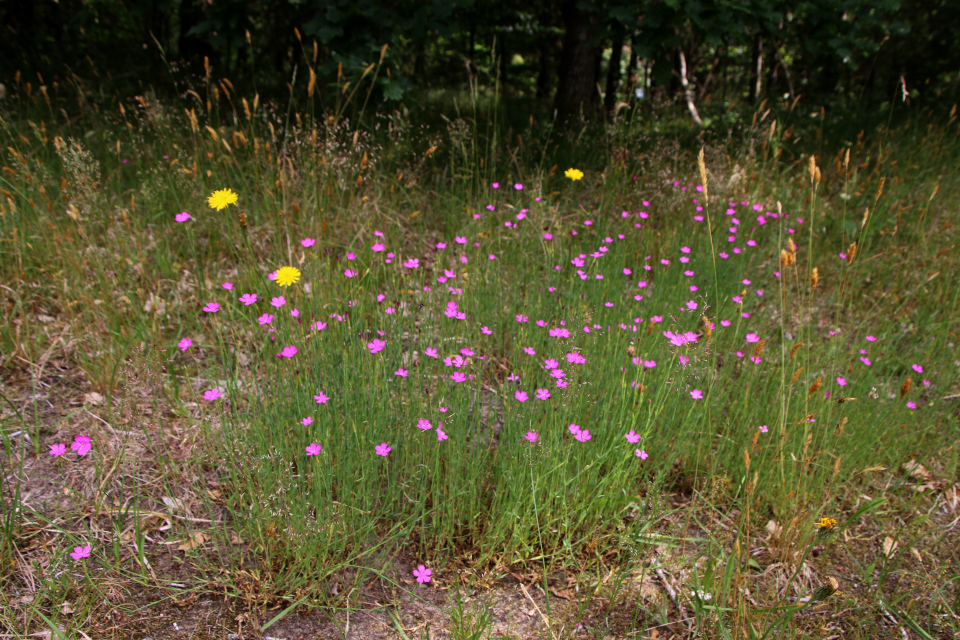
[
  {"x1": 790, "y1": 342, "x2": 805, "y2": 361},
  {"x1": 702, "y1": 315, "x2": 713, "y2": 342},
  {"x1": 900, "y1": 377, "x2": 912, "y2": 399},
  {"x1": 808, "y1": 155, "x2": 817, "y2": 183},
  {"x1": 835, "y1": 416, "x2": 848, "y2": 437},
  {"x1": 811, "y1": 267, "x2": 819, "y2": 289},
  {"x1": 846, "y1": 242, "x2": 857, "y2": 265},
  {"x1": 697, "y1": 147, "x2": 708, "y2": 203},
  {"x1": 754, "y1": 339, "x2": 767, "y2": 358},
  {"x1": 626, "y1": 345, "x2": 636, "y2": 357},
  {"x1": 808, "y1": 377, "x2": 823, "y2": 397},
  {"x1": 791, "y1": 367, "x2": 804, "y2": 384},
  {"x1": 239, "y1": 213, "x2": 247, "y2": 227},
  {"x1": 861, "y1": 208, "x2": 870, "y2": 229},
  {"x1": 875, "y1": 176, "x2": 885, "y2": 202}
]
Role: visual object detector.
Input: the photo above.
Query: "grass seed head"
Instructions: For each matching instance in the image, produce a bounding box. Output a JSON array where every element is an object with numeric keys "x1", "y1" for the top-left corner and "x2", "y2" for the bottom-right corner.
[
  {"x1": 808, "y1": 377, "x2": 823, "y2": 397},
  {"x1": 835, "y1": 417, "x2": 848, "y2": 437},
  {"x1": 791, "y1": 367, "x2": 804, "y2": 384},
  {"x1": 900, "y1": 377, "x2": 912, "y2": 399},
  {"x1": 790, "y1": 342, "x2": 805, "y2": 361},
  {"x1": 846, "y1": 242, "x2": 857, "y2": 265},
  {"x1": 697, "y1": 147, "x2": 708, "y2": 203},
  {"x1": 754, "y1": 339, "x2": 766, "y2": 357},
  {"x1": 811, "y1": 267, "x2": 819, "y2": 289}
]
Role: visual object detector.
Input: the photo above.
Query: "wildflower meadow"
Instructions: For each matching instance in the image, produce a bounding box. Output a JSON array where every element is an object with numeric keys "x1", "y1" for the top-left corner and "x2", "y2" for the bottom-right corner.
[{"x1": 1, "y1": 65, "x2": 959, "y2": 640}]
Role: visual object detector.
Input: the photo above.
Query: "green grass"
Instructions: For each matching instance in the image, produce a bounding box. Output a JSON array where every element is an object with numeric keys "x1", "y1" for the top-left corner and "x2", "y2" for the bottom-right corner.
[{"x1": 0, "y1": 75, "x2": 958, "y2": 639}]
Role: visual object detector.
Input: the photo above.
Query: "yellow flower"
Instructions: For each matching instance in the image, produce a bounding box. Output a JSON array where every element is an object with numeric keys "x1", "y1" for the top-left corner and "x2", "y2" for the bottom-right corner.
[
  {"x1": 815, "y1": 517, "x2": 837, "y2": 530},
  {"x1": 274, "y1": 266, "x2": 301, "y2": 287},
  {"x1": 207, "y1": 188, "x2": 239, "y2": 211},
  {"x1": 564, "y1": 168, "x2": 584, "y2": 181}
]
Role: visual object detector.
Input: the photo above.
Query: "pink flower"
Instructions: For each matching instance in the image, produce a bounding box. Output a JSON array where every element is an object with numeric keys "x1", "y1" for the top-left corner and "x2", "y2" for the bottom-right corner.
[
  {"x1": 436, "y1": 428, "x2": 449, "y2": 441},
  {"x1": 644, "y1": 360, "x2": 656, "y2": 369},
  {"x1": 906, "y1": 401, "x2": 917, "y2": 409},
  {"x1": 367, "y1": 339, "x2": 386, "y2": 354},
  {"x1": 222, "y1": 282, "x2": 234, "y2": 290},
  {"x1": 305, "y1": 443, "x2": 322, "y2": 456},
  {"x1": 455, "y1": 236, "x2": 467, "y2": 244},
  {"x1": 568, "y1": 424, "x2": 582, "y2": 435},
  {"x1": 239, "y1": 293, "x2": 257, "y2": 305},
  {"x1": 301, "y1": 237, "x2": 316, "y2": 247},
  {"x1": 175, "y1": 211, "x2": 191, "y2": 222},
  {"x1": 67, "y1": 435, "x2": 91, "y2": 457},
  {"x1": 375, "y1": 442, "x2": 392, "y2": 457},
  {"x1": 636, "y1": 449, "x2": 648, "y2": 460},
  {"x1": 912, "y1": 364, "x2": 923, "y2": 373},
  {"x1": 624, "y1": 430, "x2": 640, "y2": 444},
  {"x1": 372, "y1": 243, "x2": 385, "y2": 252},
  {"x1": 311, "y1": 321, "x2": 327, "y2": 331},
  {"x1": 515, "y1": 390, "x2": 529, "y2": 402},
  {"x1": 481, "y1": 326, "x2": 492, "y2": 335},
  {"x1": 574, "y1": 429, "x2": 592, "y2": 442},
  {"x1": 49, "y1": 443, "x2": 66, "y2": 457},
  {"x1": 690, "y1": 389, "x2": 703, "y2": 399},
  {"x1": 70, "y1": 545, "x2": 92, "y2": 560},
  {"x1": 314, "y1": 392, "x2": 330, "y2": 404},
  {"x1": 425, "y1": 347, "x2": 438, "y2": 358},
  {"x1": 203, "y1": 302, "x2": 219, "y2": 313},
  {"x1": 416, "y1": 419, "x2": 432, "y2": 430},
  {"x1": 301, "y1": 416, "x2": 313, "y2": 426},
  {"x1": 395, "y1": 368, "x2": 409, "y2": 377},
  {"x1": 516, "y1": 314, "x2": 529, "y2": 323},
  {"x1": 271, "y1": 296, "x2": 286, "y2": 308},
  {"x1": 860, "y1": 357, "x2": 872, "y2": 366},
  {"x1": 413, "y1": 565, "x2": 432, "y2": 583},
  {"x1": 281, "y1": 345, "x2": 297, "y2": 358},
  {"x1": 204, "y1": 388, "x2": 223, "y2": 402},
  {"x1": 178, "y1": 338, "x2": 193, "y2": 351},
  {"x1": 344, "y1": 269, "x2": 358, "y2": 278},
  {"x1": 291, "y1": 308, "x2": 300, "y2": 317},
  {"x1": 403, "y1": 258, "x2": 420, "y2": 269},
  {"x1": 436, "y1": 242, "x2": 447, "y2": 250},
  {"x1": 535, "y1": 388, "x2": 551, "y2": 401},
  {"x1": 836, "y1": 377, "x2": 847, "y2": 386},
  {"x1": 745, "y1": 333, "x2": 760, "y2": 343},
  {"x1": 258, "y1": 313, "x2": 274, "y2": 325},
  {"x1": 450, "y1": 372, "x2": 467, "y2": 383}
]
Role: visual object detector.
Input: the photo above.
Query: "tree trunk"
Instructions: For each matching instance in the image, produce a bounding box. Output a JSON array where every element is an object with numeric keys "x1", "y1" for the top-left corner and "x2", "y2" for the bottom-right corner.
[
  {"x1": 749, "y1": 34, "x2": 763, "y2": 103},
  {"x1": 554, "y1": 0, "x2": 602, "y2": 121},
  {"x1": 604, "y1": 25, "x2": 625, "y2": 115}
]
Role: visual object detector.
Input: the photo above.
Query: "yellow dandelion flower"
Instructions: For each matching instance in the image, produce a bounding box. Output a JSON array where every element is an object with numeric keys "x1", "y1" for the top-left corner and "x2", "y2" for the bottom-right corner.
[
  {"x1": 207, "y1": 188, "x2": 239, "y2": 211},
  {"x1": 815, "y1": 517, "x2": 837, "y2": 530},
  {"x1": 274, "y1": 266, "x2": 301, "y2": 287},
  {"x1": 564, "y1": 168, "x2": 584, "y2": 181}
]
